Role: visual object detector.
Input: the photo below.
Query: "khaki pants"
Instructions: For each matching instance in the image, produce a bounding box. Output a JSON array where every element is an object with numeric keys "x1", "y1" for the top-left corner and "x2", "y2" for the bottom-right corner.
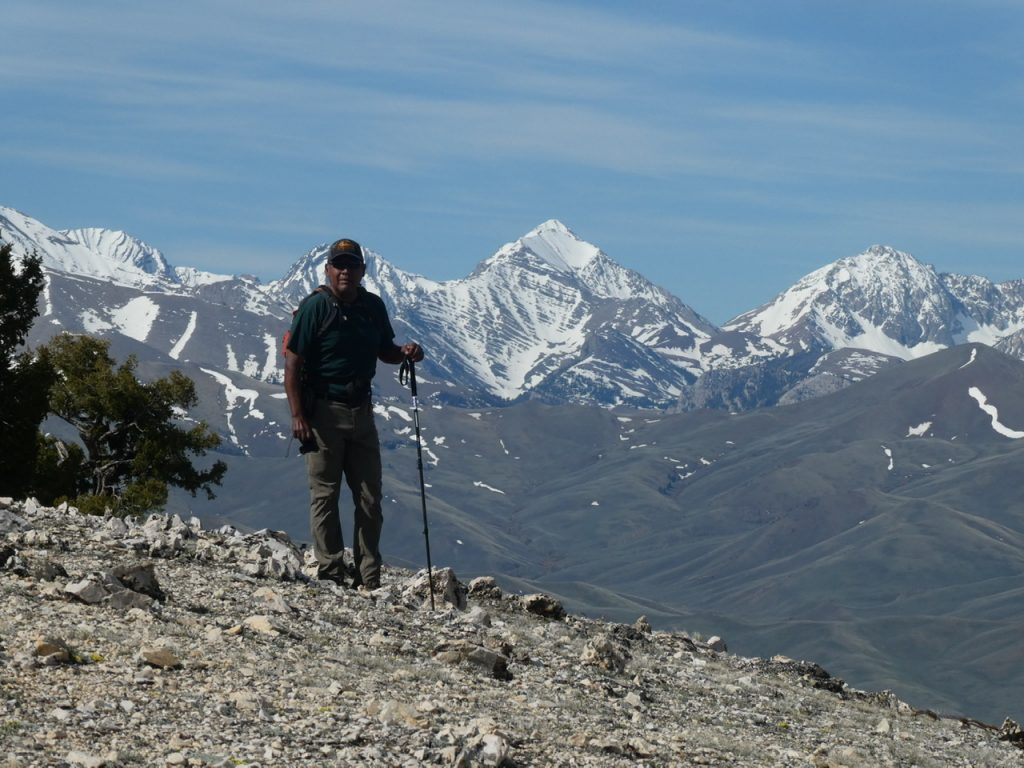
[{"x1": 306, "y1": 398, "x2": 383, "y2": 586}]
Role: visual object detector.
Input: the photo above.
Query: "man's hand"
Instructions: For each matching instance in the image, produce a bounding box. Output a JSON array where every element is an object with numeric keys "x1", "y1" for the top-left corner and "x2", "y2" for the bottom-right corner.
[
  {"x1": 382, "y1": 342, "x2": 424, "y2": 364},
  {"x1": 291, "y1": 414, "x2": 313, "y2": 444},
  {"x1": 401, "y1": 342, "x2": 424, "y2": 362}
]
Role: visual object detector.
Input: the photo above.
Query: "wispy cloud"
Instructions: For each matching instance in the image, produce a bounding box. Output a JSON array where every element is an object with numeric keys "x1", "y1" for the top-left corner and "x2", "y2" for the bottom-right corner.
[
  {"x1": 0, "y1": 143, "x2": 219, "y2": 182},
  {"x1": 4, "y1": 1, "x2": 1022, "y2": 322},
  {"x1": 1, "y1": 1, "x2": 824, "y2": 182}
]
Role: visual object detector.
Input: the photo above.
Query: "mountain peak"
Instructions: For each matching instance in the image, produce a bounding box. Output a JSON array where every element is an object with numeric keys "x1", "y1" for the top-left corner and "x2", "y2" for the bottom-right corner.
[
  {"x1": 514, "y1": 219, "x2": 599, "y2": 274},
  {"x1": 827, "y1": 245, "x2": 926, "y2": 277},
  {"x1": 0, "y1": 207, "x2": 178, "y2": 289},
  {"x1": 526, "y1": 219, "x2": 575, "y2": 238},
  {"x1": 63, "y1": 227, "x2": 176, "y2": 282},
  {"x1": 863, "y1": 244, "x2": 912, "y2": 260},
  {"x1": 724, "y1": 243, "x2": 959, "y2": 359},
  {"x1": 830, "y1": 245, "x2": 937, "y2": 294}
]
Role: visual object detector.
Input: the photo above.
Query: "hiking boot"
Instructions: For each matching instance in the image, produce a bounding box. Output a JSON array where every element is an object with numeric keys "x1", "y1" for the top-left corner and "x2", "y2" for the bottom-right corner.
[
  {"x1": 316, "y1": 570, "x2": 346, "y2": 588},
  {"x1": 356, "y1": 577, "x2": 381, "y2": 594}
]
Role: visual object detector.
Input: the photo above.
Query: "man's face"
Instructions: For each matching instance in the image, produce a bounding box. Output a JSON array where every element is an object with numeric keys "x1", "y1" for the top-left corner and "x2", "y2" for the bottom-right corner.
[{"x1": 326, "y1": 259, "x2": 364, "y2": 296}]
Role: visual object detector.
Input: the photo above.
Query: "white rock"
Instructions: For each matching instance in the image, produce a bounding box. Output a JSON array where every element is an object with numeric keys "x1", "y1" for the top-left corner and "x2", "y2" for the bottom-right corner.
[
  {"x1": 581, "y1": 635, "x2": 629, "y2": 673},
  {"x1": 0, "y1": 508, "x2": 28, "y2": 534},
  {"x1": 65, "y1": 751, "x2": 107, "y2": 767},
  {"x1": 64, "y1": 577, "x2": 109, "y2": 605},
  {"x1": 458, "y1": 605, "x2": 492, "y2": 627},
  {"x1": 243, "y1": 614, "x2": 280, "y2": 635},
  {"x1": 479, "y1": 732, "x2": 511, "y2": 766},
  {"x1": 104, "y1": 517, "x2": 129, "y2": 537},
  {"x1": 140, "y1": 647, "x2": 181, "y2": 669},
  {"x1": 254, "y1": 586, "x2": 292, "y2": 615}
]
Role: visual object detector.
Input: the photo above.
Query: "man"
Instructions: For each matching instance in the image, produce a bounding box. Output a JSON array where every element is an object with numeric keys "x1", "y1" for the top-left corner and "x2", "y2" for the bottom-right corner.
[{"x1": 284, "y1": 238, "x2": 424, "y2": 589}]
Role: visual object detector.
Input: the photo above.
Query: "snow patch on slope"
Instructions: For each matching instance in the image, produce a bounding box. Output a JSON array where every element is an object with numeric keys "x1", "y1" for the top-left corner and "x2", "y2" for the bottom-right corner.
[
  {"x1": 80, "y1": 310, "x2": 113, "y2": 334},
  {"x1": 968, "y1": 387, "x2": 1024, "y2": 439},
  {"x1": 953, "y1": 315, "x2": 1024, "y2": 348},
  {"x1": 815, "y1": 310, "x2": 945, "y2": 360},
  {"x1": 736, "y1": 279, "x2": 820, "y2": 337},
  {"x1": 110, "y1": 297, "x2": 160, "y2": 342},
  {"x1": 200, "y1": 368, "x2": 261, "y2": 452},
  {"x1": 907, "y1": 422, "x2": 932, "y2": 437},
  {"x1": 474, "y1": 481, "x2": 506, "y2": 495},
  {"x1": 169, "y1": 312, "x2": 198, "y2": 360},
  {"x1": 261, "y1": 334, "x2": 280, "y2": 382}
]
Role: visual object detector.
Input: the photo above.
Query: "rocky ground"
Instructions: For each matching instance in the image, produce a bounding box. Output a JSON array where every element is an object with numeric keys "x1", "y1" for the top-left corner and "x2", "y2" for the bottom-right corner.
[{"x1": 2, "y1": 498, "x2": 1023, "y2": 767}]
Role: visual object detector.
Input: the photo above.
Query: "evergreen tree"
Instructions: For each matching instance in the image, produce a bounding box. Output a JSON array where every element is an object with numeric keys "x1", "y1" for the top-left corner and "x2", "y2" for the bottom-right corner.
[
  {"x1": 37, "y1": 334, "x2": 227, "y2": 516},
  {"x1": 0, "y1": 239, "x2": 52, "y2": 498}
]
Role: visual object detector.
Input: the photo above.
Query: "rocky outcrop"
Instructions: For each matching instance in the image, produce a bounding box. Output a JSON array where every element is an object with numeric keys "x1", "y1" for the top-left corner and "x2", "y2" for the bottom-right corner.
[
  {"x1": 678, "y1": 351, "x2": 824, "y2": 411},
  {"x1": 1, "y1": 496, "x2": 1022, "y2": 767}
]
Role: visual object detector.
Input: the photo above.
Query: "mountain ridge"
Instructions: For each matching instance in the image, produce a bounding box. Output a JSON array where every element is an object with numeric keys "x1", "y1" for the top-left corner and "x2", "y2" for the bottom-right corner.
[
  {"x1": 5, "y1": 204, "x2": 1024, "y2": 410},
  {"x1": 9, "y1": 202, "x2": 1024, "y2": 415}
]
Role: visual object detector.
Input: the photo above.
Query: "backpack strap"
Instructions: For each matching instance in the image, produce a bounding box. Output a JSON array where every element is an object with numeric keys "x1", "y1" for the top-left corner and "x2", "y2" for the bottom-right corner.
[
  {"x1": 310, "y1": 286, "x2": 340, "y2": 339},
  {"x1": 282, "y1": 286, "x2": 339, "y2": 359}
]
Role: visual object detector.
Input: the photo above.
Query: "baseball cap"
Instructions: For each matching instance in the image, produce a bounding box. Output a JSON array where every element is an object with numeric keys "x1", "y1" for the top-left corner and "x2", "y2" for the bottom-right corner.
[{"x1": 328, "y1": 238, "x2": 364, "y2": 267}]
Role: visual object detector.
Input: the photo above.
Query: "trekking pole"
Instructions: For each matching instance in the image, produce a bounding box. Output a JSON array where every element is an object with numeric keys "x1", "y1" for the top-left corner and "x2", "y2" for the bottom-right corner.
[{"x1": 399, "y1": 356, "x2": 436, "y2": 610}]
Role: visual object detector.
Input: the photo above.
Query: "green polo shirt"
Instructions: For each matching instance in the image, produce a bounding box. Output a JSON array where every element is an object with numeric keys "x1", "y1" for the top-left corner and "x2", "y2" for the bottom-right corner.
[{"x1": 286, "y1": 287, "x2": 395, "y2": 397}]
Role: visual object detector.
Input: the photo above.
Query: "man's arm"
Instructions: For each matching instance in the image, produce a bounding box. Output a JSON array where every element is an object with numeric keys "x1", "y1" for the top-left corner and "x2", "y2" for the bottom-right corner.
[
  {"x1": 284, "y1": 349, "x2": 313, "y2": 443},
  {"x1": 379, "y1": 342, "x2": 424, "y2": 365}
]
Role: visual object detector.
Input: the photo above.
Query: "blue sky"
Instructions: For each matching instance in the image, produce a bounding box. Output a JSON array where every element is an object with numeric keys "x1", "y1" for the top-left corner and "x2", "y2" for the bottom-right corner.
[{"x1": 2, "y1": 1, "x2": 1022, "y2": 324}]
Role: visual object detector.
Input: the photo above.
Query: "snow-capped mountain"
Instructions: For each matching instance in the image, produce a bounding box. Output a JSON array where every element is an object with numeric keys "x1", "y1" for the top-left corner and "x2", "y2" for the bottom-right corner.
[
  {"x1": 679, "y1": 245, "x2": 1024, "y2": 409},
  {"x1": 997, "y1": 328, "x2": 1024, "y2": 359},
  {"x1": 3, "y1": 207, "x2": 716, "y2": 414},
  {"x1": 395, "y1": 221, "x2": 716, "y2": 406},
  {"x1": 259, "y1": 219, "x2": 716, "y2": 407},
  {"x1": 6, "y1": 204, "x2": 1024, "y2": 418},
  {"x1": 0, "y1": 207, "x2": 179, "y2": 290},
  {"x1": 62, "y1": 227, "x2": 178, "y2": 284},
  {"x1": 721, "y1": 245, "x2": 1024, "y2": 361},
  {"x1": 266, "y1": 240, "x2": 441, "y2": 325}
]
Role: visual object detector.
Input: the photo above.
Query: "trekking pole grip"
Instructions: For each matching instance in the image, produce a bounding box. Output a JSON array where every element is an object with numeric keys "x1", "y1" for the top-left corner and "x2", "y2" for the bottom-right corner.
[{"x1": 404, "y1": 356, "x2": 418, "y2": 397}]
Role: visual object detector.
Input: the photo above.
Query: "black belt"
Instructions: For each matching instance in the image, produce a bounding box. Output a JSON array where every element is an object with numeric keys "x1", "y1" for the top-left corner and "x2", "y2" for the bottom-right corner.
[
  {"x1": 310, "y1": 378, "x2": 370, "y2": 407},
  {"x1": 317, "y1": 391, "x2": 370, "y2": 407}
]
